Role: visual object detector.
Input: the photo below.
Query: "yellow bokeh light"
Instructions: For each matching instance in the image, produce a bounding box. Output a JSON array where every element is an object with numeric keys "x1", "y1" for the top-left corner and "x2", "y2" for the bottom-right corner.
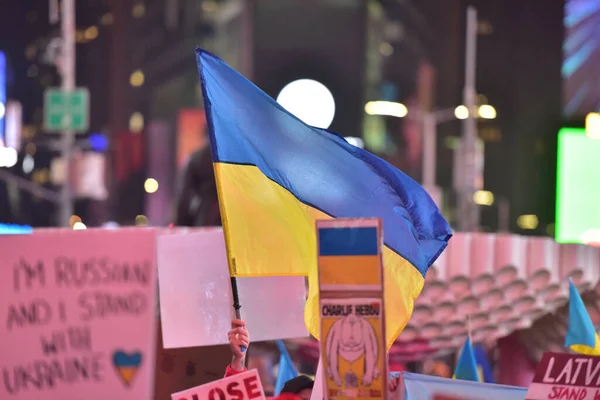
[
  {"x1": 454, "y1": 105, "x2": 469, "y2": 120},
  {"x1": 132, "y1": 3, "x2": 146, "y2": 18},
  {"x1": 129, "y1": 70, "x2": 145, "y2": 87},
  {"x1": 135, "y1": 215, "x2": 149, "y2": 227},
  {"x1": 364, "y1": 101, "x2": 407, "y2": 118},
  {"x1": 586, "y1": 112, "x2": 600, "y2": 139},
  {"x1": 100, "y1": 12, "x2": 114, "y2": 26},
  {"x1": 202, "y1": 0, "x2": 219, "y2": 13},
  {"x1": 517, "y1": 214, "x2": 539, "y2": 230},
  {"x1": 478, "y1": 104, "x2": 497, "y2": 119},
  {"x1": 473, "y1": 190, "x2": 494, "y2": 206},
  {"x1": 144, "y1": 178, "x2": 159, "y2": 194},
  {"x1": 75, "y1": 30, "x2": 86, "y2": 43},
  {"x1": 379, "y1": 43, "x2": 394, "y2": 57},
  {"x1": 129, "y1": 112, "x2": 144, "y2": 133},
  {"x1": 84, "y1": 26, "x2": 99, "y2": 41}
]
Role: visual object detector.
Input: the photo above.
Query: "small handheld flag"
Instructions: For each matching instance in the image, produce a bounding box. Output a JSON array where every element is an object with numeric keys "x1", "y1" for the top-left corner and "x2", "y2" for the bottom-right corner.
[
  {"x1": 453, "y1": 336, "x2": 479, "y2": 382},
  {"x1": 565, "y1": 279, "x2": 600, "y2": 355},
  {"x1": 275, "y1": 340, "x2": 299, "y2": 395}
]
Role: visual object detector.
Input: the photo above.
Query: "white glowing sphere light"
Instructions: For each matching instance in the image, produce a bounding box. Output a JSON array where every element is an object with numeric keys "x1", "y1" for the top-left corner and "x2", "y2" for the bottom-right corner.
[{"x1": 276, "y1": 79, "x2": 336, "y2": 129}]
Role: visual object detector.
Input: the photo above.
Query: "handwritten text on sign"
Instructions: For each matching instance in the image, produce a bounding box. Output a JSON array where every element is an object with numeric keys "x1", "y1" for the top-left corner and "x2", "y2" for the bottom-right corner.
[
  {"x1": 526, "y1": 352, "x2": 600, "y2": 400},
  {"x1": 172, "y1": 369, "x2": 266, "y2": 400},
  {"x1": 0, "y1": 229, "x2": 157, "y2": 400}
]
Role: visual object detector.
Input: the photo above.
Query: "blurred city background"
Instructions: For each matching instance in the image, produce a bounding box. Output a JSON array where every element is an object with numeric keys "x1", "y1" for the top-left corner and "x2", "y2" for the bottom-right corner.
[
  {"x1": 0, "y1": 0, "x2": 598, "y2": 242},
  {"x1": 1, "y1": 0, "x2": 600, "y2": 390}
]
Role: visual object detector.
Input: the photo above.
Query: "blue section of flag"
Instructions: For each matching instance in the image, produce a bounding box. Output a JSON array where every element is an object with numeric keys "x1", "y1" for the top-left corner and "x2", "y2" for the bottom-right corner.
[
  {"x1": 196, "y1": 48, "x2": 452, "y2": 277},
  {"x1": 454, "y1": 337, "x2": 479, "y2": 382},
  {"x1": 318, "y1": 227, "x2": 378, "y2": 256},
  {"x1": 275, "y1": 340, "x2": 298, "y2": 395},
  {"x1": 565, "y1": 279, "x2": 598, "y2": 351},
  {"x1": 473, "y1": 344, "x2": 495, "y2": 384}
]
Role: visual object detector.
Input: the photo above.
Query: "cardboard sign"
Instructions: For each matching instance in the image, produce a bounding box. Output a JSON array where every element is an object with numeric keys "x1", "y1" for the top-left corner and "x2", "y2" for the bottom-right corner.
[
  {"x1": 317, "y1": 218, "x2": 387, "y2": 400},
  {"x1": 171, "y1": 369, "x2": 266, "y2": 400},
  {"x1": 317, "y1": 219, "x2": 383, "y2": 292},
  {"x1": 0, "y1": 229, "x2": 158, "y2": 400},
  {"x1": 156, "y1": 229, "x2": 308, "y2": 349},
  {"x1": 526, "y1": 352, "x2": 600, "y2": 400}
]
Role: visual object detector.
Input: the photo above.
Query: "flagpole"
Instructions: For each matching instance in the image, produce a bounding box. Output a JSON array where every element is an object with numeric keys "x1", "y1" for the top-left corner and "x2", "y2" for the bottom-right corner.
[
  {"x1": 467, "y1": 315, "x2": 472, "y2": 339},
  {"x1": 230, "y1": 276, "x2": 247, "y2": 352}
]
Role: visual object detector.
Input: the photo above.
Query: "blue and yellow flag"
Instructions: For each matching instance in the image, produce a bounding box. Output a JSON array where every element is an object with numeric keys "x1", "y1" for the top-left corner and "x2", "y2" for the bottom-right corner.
[
  {"x1": 565, "y1": 279, "x2": 600, "y2": 355},
  {"x1": 473, "y1": 344, "x2": 494, "y2": 383},
  {"x1": 195, "y1": 49, "x2": 452, "y2": 349},
  {"x1": 453, "y1": 337, "x2": 479, "y2": 382},
  {"x1": 275, "y1": 340, "x2": 298, "y2": 395}
]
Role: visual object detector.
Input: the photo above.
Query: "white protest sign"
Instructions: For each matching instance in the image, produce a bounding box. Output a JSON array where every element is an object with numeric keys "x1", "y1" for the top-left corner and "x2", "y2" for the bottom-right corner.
[
  {"x1": 157, "y1": 229, "x2": 308, "y2": 348},
  {"x1": 0, "y1": 229, "x2": 158, "y2": 400},
  {"x1": 171, "y1": 369, "x2": 266, "y2": 400},
  {"x1": 311, "y1": 357, "x2": 324, "y2": 400}
]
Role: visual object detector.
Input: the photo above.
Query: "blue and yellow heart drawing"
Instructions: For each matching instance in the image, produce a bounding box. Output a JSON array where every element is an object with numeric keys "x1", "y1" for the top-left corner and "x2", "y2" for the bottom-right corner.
[{"x1": 112, "y1": 350, "x2": 143, "y2": 387}]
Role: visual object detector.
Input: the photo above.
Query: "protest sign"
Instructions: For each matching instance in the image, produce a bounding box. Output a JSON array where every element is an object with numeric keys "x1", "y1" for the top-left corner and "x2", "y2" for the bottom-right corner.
[
  {"x1": 400, "y1": 372, "x2": 526, "y2": 400},
  {"x1": 171, "y1": 369, "x2": 266, "y2": 400},
  {"x1": 317, "y1": 219, "x2": 387, "y2": 400},
  {"x1": 317, "y1": 219, "x2": 383, "y2": 292},
  {"x1": 0, "y1": 229, "x2": 157, "y2": 400},
  {"x1": 526, "y1": 352, "x2": 600, "y2": 400},
  {"x1": 320, "y1": 297, "x2": 386, "y2": 400},
  {"x1": 157, "y1": 229, "x2": 307, "y2": 349}
]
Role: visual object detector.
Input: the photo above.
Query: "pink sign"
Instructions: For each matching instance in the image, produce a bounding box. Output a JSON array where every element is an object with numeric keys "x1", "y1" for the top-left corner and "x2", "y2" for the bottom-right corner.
[
  {"x1": 526, "y1": 352, "x2": 600, "y2": 400},
  {"x1": 171, "y1": 369, "x2": 266, "y2": 400},
  {"x1": 0, "y1": 228, "x2": 158, "y2": 400}
]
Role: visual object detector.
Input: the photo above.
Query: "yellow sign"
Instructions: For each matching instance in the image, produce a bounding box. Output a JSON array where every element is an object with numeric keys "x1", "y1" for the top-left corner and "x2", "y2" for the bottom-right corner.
[{"x1": 320, "y1": 298, "x2": 387, "y2": 400}]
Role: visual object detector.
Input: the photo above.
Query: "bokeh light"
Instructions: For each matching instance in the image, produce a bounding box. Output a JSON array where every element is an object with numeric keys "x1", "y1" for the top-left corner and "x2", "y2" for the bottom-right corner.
[{"x1": 276, "y1": 79, "x2": 336, "y2": 129}]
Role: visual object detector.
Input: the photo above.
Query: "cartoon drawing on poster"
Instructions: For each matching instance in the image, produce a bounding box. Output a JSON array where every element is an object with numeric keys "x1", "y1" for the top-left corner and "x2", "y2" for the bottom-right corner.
[
  {"x1": 321, "y1": 298, "x2": 385, "y2": 399},
  {"x1": 0, "y1": 230, "x2": 157, "y2": 400},
  {"x1": 325, "y1": 312, "x2": 380, "y2": 387}
]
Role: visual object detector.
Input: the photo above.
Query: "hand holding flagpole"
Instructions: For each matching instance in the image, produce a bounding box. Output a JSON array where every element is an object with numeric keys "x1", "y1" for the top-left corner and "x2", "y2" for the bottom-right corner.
[{"x1": 230, "y1": 277, "x2": 247, "y2": 352}]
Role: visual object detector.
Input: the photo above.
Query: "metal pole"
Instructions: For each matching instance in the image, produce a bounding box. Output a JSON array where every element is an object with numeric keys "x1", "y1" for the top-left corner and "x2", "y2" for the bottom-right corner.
[
  {"x1": 241, "y1": 0, "x2": 255, "y2": 79},
  {"x1": 458, "y1": 6, "x2": 479, "y2": 232},
  {"x1": 59, "y1": 0, "x2": 76, "y2": 227},
  {"x1": 422, "y1": 113, "x2": 436, "y2": 188},
  {"x1": 498, "y1": 196, "x2": 510, "y2": 233}
]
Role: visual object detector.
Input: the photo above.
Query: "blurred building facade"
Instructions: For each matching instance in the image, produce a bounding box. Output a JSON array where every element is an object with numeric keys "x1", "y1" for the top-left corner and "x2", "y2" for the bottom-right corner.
[
  {"x1": 411, "y1": 0, "x2": 564, "y2": 234},
  {"x1": 1, "y1": 0, "x2": 567, "y2": 234}
]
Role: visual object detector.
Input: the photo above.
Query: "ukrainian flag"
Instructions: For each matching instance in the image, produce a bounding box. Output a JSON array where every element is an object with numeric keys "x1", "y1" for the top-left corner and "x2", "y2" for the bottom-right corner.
[
  {"x1": 196, "y1": 49, "x2": 452, "y2": 349},
  {"x1": 275, "y1": 340, "x2": 298, "y2": 395},
  {"x1": 565, "y1": 279, "x2": 600, "y2": 355},
  {"x1": 453, "y1": 337, "x2": 479, "y2": 382},
  {"x1": 473, "y1": 344, "x2": 494, "y2": 383}
]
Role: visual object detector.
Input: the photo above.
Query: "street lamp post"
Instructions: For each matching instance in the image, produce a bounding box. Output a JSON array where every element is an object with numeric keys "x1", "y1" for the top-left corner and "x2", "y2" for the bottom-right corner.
[
  {"x1": 364, "y1": 101, "x2": 496, "y2": 208},
  {"x1": 58, "y1": 0, "x2": 76, "y2": 227},
  {"x1": 459, "y1": 6, "x2": 479, "y2": 232}
]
